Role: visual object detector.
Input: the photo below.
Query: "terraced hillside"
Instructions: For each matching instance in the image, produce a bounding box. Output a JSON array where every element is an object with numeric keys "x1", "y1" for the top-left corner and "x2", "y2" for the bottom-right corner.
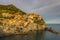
[{"x1": 0, "y1": 4, "x2": 46, "y2": 36}]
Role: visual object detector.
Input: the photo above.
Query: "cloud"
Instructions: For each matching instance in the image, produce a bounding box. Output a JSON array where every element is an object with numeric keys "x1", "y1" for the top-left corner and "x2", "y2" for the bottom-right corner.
[{"x1": 30, "y1": 2, "x2": 60, "y2": 13}]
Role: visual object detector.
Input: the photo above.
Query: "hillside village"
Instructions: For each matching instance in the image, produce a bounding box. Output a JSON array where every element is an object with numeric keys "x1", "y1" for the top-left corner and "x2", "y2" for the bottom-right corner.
[{"x1": 0, "y1": 5, "x2": 45, "y2": 36}]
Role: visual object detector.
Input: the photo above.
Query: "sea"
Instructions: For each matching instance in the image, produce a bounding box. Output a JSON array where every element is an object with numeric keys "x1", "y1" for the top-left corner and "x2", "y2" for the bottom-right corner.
[{"x1": 0, "y1": 24, "x2": 60, "y2": 40}]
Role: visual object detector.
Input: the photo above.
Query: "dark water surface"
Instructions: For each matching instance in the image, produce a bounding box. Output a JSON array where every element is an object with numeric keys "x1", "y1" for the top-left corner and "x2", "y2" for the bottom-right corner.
[{"x1": 0, "y1": 24, "x2": 60, "y2": 40}]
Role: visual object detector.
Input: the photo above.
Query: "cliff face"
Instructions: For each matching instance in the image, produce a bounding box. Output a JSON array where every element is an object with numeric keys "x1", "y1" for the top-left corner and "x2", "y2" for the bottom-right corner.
[{"x1": 0, "y1": 4, "x2": 46, "y2": 36}]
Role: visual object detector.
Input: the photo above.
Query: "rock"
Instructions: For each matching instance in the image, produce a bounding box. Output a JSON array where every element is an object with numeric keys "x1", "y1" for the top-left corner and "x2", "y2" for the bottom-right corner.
[
  {"x1": 0, "y1": 4, "x2": 46, "y2": 36},
  {"x1": 1, "y1": 4, "x2": 59, "y2": 37}
]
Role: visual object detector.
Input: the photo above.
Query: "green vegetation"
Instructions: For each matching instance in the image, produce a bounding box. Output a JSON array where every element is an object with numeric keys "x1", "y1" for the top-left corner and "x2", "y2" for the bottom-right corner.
[
  {"x1": 18, "y1": 11, "x2": 26, "y2": 15},
  {"x1": 34, "y1": 19, "x2": 45, "y2": 25},
  {"x1": 0, "y1": 22, "x2": 3, "y2": 25},
  {"x1": 0, "y1": 4, "x2": 26, "y2": 15},
  {"x1": 7, "y1": 10, "x2": 17, "y2": 14},
  {"x1": 0, "y1": 14, "x2": 3, "y2": 18},
  {"x1": 3, "y1": 16, "x2": 14, "y2": 19}
]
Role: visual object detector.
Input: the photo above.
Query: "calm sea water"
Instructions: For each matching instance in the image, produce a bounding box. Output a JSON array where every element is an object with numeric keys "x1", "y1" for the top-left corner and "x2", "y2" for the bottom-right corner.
[{"x1": 0, "y1": 24, "x2": 60, "y2": 40}]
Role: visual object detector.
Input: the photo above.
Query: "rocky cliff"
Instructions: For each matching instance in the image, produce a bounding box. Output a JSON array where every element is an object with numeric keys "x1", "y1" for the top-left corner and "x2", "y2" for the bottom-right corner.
[{"x1": 0, "y1": 4, "x2": 46, "y2": 36}]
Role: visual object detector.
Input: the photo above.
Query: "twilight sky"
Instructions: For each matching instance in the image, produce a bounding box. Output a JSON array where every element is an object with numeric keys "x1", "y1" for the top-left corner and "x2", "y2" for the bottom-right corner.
[{"x1": 0, "y1": 0, "x2": 60, "y2": 24}]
